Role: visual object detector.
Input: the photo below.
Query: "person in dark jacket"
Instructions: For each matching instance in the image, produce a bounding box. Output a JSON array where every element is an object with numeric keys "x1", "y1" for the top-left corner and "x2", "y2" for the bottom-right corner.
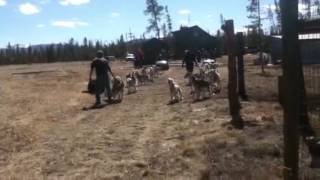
[
  {"x1": 133, "y1": 49, "x2": 144, "y2": 69},
  {"x1": 89, "y1": 50, "x2": 114, "y2": 106},
  {"x1": 182, "y1": 50, "x2": 198, "y2": 73},
  {"x1": 196, "y1": 50, "x2": 202, "y2": 63}
]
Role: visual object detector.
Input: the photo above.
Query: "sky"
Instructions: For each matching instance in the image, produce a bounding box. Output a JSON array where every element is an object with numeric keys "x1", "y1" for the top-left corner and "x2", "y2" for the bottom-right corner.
[{"x1": 0, "y1": 0, "x2": 277, "y2": 48}]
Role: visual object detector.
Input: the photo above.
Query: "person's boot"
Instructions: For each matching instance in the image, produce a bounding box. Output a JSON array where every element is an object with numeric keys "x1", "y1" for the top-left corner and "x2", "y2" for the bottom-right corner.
[{"x1": 93, "y1": 94, "x2": 102, "y2": 107}]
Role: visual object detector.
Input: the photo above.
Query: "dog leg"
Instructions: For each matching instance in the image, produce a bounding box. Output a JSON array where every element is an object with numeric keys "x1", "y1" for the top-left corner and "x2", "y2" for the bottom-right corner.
[
  {"x1": 178, "y1": 89, "x2": 183, "y2": 101},
  {"x1": 120, "y1": 89, "x2": 124, "y2": 102},
  {"x1": 208, "y1": 86, "x2": 212, "y2": 98},
  {"x1": 194, "y1": 88, "x2": 200, "y2": 101},
  {"x1": 170, "y1": 91, "x2": 175, "y2": 101}
]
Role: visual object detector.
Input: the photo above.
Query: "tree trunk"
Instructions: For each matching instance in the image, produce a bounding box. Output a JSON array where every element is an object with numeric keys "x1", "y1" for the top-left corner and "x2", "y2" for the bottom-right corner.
[
  {"x1": 236, "y1": 32, "x2": 248, "y2": 101},
  {"x1": 281, "y1": 0, "x2": 301, "y2": 179},
  {"x1": 257, "y1": 0, "x2": 265, "y2": 74},
  {"x1": 223, "y1": 20, "x2": 244, "y2": 129}
]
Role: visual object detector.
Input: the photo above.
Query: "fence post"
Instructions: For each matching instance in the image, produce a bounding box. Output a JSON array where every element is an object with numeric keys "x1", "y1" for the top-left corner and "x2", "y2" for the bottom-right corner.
[
  {"x1": 236, "y1": 32, "x2": 248, "y2": 100},
  {"x1": 222, "y1": 20, "x2": 244, "y2": 129},
  {"x1": 280, "y1": 0, "x2": 301, "y2": 179}
]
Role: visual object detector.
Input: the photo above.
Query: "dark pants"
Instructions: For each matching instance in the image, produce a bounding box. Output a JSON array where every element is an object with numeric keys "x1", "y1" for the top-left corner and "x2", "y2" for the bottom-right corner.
[
  {"x1": 186, "y1": 63, "x2": 194, "y2": 73},
  {"x1": 95, "y1": 75, "x2": 111, "y2": 104}
]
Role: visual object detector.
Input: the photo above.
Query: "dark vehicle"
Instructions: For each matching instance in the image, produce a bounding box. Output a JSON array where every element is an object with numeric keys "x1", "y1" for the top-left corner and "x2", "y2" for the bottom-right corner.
[
  {"x1": 155, "y1": 60, "x2": 169, "y2": 70},
  {"x1": 245, "y1": 47, "x2": 258, "y2": 54}
]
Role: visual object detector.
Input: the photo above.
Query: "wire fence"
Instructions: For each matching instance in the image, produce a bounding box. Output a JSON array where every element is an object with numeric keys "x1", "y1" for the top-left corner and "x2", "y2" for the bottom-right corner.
[{"x1": 304, "y1": 65, "x2": 320, "y2": 98}]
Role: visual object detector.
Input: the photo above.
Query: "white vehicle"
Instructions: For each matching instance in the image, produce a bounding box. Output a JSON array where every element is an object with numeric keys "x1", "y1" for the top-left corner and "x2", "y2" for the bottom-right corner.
[
  {"x1": 201, "y1": 59, "x2": 218, "y2": 70},
  {"x1": 107, "y1": 56, "x2": 116, "y2": 61},
  {"x1": 203, "y1": 59, "x2": 216, "y2": 64},
  {"x1": 156, "y1": 60, "x2": 169, "y2": 70},
  {"x1": 126, "y1": 53, "x2": 135, "y2": 61}
]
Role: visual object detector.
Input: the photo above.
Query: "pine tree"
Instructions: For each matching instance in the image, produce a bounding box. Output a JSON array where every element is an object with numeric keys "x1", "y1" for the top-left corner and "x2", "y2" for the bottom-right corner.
[
  {"x1": 6, "y1": 42, "x2": 12, "y2": 63},
  {"x1": 46, "y1": 44, "x2": 55, "y2": 62},
  {"x1": 266, "y1": 4, "x2": 276, "y2": 34},
  {"x1": 95, "y1": 40, "x2": 102, "y2": 51},
  {"x1": 274, "y1": 0, "x2": 281, "y2": 34},
  {"x1": 247, "y1": 0, "x2": 261, "y2": 31},
  {"x1": 128, "y1": 29, "x2": 135, "y2": 41},
  {"x1": 56, "y1": 43, "x2": 63, "y2": 61},
  {"x1": 0, "y1": 50, "x2": 3, "y2": 65},
  {"x1": 74, "y1": 41, "x2": 80, "y2": 60},
  {"x1": 144, "y1": 0, "x2": 164, "y2": 38},
  {"x1": 81, "y1": 37, "x2": 87, "y2": 60},
  {"x1": 247, "y1": 0, "x2": 264, "y2": 73},
  {"x1": 116, "y1": 35, "x2": 127, "y2": 58},
  {"x1": 15, "y1": 44, "x2": 21, "y2": 64},
  {"x1": 68, "y1": 38, "x2": 76, "y2": 61},
  {"x1": 220, "y1": 14, "x2": 225, "y2": 26},
  {"x1": 216, "y1": 30, "x2": 224, "y2": 56},
  {"x1": 27, "y1": 45, "x2": 33, "y2": 63}
]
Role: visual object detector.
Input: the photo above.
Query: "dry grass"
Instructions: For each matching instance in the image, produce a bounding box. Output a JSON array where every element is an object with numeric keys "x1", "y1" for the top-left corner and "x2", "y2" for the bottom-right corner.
[{"x1": 0, "y1": 56, "x2": 319, "y2": 179}]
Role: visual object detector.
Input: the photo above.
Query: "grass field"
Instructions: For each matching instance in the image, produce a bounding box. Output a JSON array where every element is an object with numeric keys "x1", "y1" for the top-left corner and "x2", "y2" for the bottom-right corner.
[{"x1": 0, "y1": 56, "x2": 319, "y2": 179}]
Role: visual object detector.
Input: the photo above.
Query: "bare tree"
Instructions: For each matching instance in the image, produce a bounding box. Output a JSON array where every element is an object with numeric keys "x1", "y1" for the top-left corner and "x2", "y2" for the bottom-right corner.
[
  {"x1": 161, "y1": 23, "x2": 168, "y2": 38},
  {"x1": 165, "y1": 6, "x2": 173, "y2": 34}
]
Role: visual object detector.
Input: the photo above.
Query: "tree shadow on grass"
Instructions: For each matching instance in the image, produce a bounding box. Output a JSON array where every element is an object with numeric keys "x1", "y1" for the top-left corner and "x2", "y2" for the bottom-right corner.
[{"x1": 221, "y1": 118, "x2": 261, "y2": 129}]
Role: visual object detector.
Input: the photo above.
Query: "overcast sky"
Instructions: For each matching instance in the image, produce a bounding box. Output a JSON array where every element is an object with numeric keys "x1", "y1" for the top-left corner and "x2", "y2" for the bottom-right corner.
[{"x1": 0, "y1": 0, "x2": 277, "y2": 47}]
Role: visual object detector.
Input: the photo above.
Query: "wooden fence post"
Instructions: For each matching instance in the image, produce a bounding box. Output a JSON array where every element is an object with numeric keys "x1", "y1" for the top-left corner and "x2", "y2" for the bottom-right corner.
[
  {"x1": 222, "y1": 20, "x2": 244, "y2": 129},
  {"x1": 236, "y1": 32, "x2": 248, "y2": 101},
  {"x1": 281, "y1": 0, "x2": 301, "y2": 179}
]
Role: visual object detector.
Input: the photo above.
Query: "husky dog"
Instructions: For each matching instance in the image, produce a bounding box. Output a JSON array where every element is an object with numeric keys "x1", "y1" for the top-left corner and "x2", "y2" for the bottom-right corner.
[
  {"x1": 190, "y1": 74, "x2": 211, "y2": 101},
  {"x1": 141, "y1": 67, "x2": 154, "y2": 82},
  {"x1": 133, "y1": 70, "x2": 146, "y2": 86},
  {"x1": 207, "y1": 69, "x2": 221, "y2": 94},
  {"x1": 147, "y1": 66, "x2": 155, "y2": 82},
  {"x1": 200, "y1": 69, "x2": 221, "y2": 94},
  {"x1": 153, "y1": 65, "x2": 160, "y2": 78},
  {"x1": 126, "y1": 73, "x2": 137, "y2": 94},
  {"x1": 112, "y1": 76, "x2": 124, "y2": 102},
  {"x1": 168, "y1": 78, "x2": 183, "y2": 103}
]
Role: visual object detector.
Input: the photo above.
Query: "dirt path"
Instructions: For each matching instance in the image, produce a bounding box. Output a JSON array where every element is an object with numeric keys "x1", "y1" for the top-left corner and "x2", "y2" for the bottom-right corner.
[{"x1": 0, "y1": 59, "x2": 319, "y2": 179}]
